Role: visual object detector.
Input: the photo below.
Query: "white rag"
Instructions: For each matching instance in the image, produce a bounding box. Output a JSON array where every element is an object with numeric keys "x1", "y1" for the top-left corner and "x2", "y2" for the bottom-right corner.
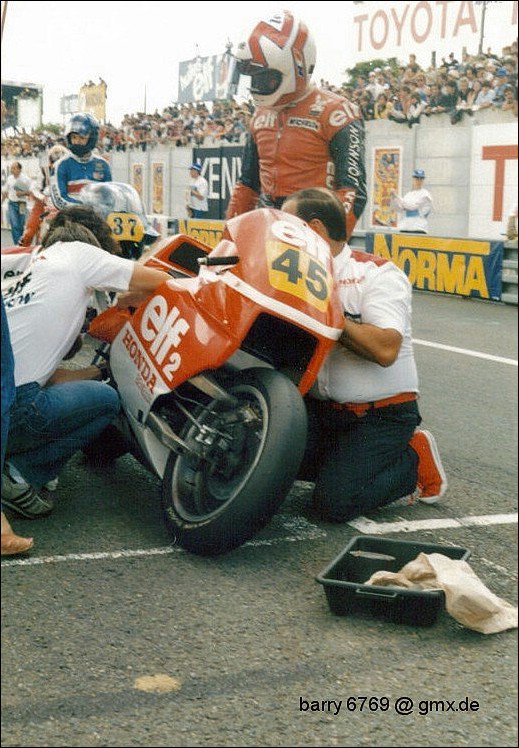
[{"x1": 366, "y1": 552, "x2": 518, "y2": 634}]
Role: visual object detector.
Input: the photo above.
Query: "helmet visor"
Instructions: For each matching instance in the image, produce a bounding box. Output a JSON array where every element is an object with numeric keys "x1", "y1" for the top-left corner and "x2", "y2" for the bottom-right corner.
[{"x1": 236, "y1": 61, "x2": 283, "y2": 96}]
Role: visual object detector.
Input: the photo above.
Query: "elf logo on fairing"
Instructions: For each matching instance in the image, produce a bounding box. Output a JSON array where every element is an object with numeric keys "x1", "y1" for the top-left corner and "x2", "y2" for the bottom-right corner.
[{"x1": 140, "y1": 296, "x2": 190, "y2": 381}]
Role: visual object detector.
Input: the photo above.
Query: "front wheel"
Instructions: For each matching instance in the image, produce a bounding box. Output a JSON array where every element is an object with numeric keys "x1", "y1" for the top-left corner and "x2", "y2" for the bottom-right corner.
[{"x1": 162, "y1": 368, "x2": 307, "y2": 555}]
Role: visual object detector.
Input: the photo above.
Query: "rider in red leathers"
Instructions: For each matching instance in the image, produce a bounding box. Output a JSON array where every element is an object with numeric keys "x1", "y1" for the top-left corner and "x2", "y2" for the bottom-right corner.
[{"x1": 226, "y1": 10, "x2": 367, "y2": 240}]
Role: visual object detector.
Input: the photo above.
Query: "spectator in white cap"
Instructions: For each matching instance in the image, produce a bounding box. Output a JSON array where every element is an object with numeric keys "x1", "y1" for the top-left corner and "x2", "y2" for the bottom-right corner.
[
  {"x1": 185, "y1": 162, "x2": 209, "y2": 219},
  {"x1": 390, "y1": 169, "x2": 433, "y2": 234}
]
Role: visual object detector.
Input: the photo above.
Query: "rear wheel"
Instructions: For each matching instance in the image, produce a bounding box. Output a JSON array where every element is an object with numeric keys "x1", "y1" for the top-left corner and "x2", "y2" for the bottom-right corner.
[{"x1": 162, "y1": 368, "x2": 307, "y2": 555}]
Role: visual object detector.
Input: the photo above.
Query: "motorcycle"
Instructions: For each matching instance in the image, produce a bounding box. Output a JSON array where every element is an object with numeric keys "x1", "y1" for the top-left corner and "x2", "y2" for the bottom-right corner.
[{"x1": 87, "y1": 208, "x2": 345, "y2": 555}]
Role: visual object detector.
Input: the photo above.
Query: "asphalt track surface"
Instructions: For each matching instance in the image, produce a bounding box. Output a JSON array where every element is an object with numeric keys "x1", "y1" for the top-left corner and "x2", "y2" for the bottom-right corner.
[{"x1": 1, "y1": 246, "x2": 517, "y2": 746}]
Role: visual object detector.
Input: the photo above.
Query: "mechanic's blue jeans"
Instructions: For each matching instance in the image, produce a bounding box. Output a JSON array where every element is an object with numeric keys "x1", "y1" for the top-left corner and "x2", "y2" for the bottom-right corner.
[
  {"x1": 191, "y1": 210, "x2": 208, "y2": 219},
  {"x1": 8, "y1": 201, "x2": 26, "y2": 245},
  {"x1": 6, "y1": 380, "x2": 121, "y2": 489},
  {"x1": 299, "y1": 398, "x2": 422, "y2": 521},
  {"x1": 1, "y1": 298, "x2": 16, "y2": 474}
]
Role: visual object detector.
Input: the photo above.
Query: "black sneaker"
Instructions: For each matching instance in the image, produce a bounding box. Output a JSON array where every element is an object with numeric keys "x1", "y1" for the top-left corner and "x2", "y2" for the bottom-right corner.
[{"x1": 1, "y1": 475, "x2": 54, "y2": 518}]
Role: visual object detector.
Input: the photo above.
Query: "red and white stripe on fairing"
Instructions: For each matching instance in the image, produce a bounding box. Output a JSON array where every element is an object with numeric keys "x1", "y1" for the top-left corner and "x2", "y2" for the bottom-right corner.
[{"x1": 182, "y1": 269, "x2": 344, "y2": 341}]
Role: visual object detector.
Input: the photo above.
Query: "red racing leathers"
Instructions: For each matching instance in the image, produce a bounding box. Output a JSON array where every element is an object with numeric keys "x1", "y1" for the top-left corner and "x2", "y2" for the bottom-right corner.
[
  {"x1": 226, "y1": 86, "x2": 367, "y2": 239},
  {"x1": 18, "y1": 190, "x2": 59, "y2": 247}
]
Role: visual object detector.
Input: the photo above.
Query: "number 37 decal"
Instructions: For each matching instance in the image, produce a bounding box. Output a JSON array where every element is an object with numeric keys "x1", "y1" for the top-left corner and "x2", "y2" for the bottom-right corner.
[
  {"x1": 106, "y1": 212, "x2": 145, "y2": 242},
  {"x1": 266, "y1": 240, "x2": 332, "y2": 313}
]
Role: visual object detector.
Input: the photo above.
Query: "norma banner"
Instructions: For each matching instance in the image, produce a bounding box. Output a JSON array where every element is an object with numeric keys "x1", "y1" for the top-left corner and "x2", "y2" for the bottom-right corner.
[
  {"x1": 371, "y1": 146, "x2": 401, "y2": 229},
  {"x1": 365, "y1": 233, "x2": 503, "y2": 301},
  {"x1": 192, "y1": 146, "x2": 242, "y2": 219},
  {"x1": 178, "y1": 53, "x2": 237, "y2": 103},
  {"x1": 151, "y1": 162, "x2": 165, "y2": 215},
  {"x1": 168, "y1": 218, "x2": 225, "y2": 249}
]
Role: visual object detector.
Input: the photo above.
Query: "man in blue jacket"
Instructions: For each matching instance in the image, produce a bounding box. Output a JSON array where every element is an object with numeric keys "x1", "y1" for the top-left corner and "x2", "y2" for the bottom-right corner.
[{"x1": 50, "y1": 113, "x2": 112, "y2": 209}]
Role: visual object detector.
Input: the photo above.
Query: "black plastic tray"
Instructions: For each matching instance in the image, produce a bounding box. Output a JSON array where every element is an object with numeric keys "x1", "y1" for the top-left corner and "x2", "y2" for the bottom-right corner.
[{"x1": 316, "y1": 536, "x2": 471, "y2": 626}]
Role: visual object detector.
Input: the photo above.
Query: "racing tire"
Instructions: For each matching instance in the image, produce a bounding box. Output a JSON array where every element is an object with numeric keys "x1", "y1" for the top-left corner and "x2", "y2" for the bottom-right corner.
[{"x1": 161, "y1": 367, "x2": 307, "y2": 556}]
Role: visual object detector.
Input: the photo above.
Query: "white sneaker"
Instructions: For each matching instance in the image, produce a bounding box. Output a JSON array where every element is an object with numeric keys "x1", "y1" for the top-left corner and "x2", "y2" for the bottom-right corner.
[{"x1": 45, "y1": 478, "x2": 59, "y2": 492}]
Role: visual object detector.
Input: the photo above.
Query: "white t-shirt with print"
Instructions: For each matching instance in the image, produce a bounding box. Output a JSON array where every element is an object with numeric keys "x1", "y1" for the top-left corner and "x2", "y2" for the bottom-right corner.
[
  {"x1": 317, "y1": 244, "x2": 419, "y2": 403},
  {"x1": 2, "y1": 241, "x2": 134, "y2": 386}
]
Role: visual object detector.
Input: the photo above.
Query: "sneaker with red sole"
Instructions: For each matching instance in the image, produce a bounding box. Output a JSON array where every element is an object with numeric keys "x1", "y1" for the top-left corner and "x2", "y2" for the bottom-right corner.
[{"x1": 409, "y1": 429, "x2": 448, "y2": 504}]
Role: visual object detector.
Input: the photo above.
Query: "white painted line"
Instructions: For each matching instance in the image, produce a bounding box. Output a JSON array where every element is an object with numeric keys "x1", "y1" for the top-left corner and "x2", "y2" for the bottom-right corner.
[
  {"x1": 413, "y1": 338, "x2": 518, "y2": 366},
  {"x1": 348, "y1": 513, "x2": 518, "y2": 535},
  {"x1": 2, "y1": 546, "x2": 180, "y2": 568},
  {"x1": 3, "y1": 513, "x2": 517, "y2": 568},
  {"x1": 1, "y1": 518, "x2": 326, "y2": 568}
]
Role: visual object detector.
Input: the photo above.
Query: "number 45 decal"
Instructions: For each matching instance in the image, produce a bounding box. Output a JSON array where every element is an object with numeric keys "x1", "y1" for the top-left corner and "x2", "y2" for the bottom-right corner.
[{"x1": 267, "y1": 241, "x2": 332, "y2": 313}]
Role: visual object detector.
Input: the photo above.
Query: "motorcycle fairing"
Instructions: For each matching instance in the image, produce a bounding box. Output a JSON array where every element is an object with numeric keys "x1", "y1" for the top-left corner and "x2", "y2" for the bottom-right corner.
[
  {"x1": 110, "y1": 208, "x2": 344, "y2": 421},
  {"x1": 209, "y1": 209, "x2": 344, "y2": 331}
]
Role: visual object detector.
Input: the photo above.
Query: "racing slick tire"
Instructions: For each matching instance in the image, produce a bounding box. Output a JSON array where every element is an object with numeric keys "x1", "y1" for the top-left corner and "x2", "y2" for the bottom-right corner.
[{"x1": 161, "y1": 367, "x2": 307, "y2": 556}]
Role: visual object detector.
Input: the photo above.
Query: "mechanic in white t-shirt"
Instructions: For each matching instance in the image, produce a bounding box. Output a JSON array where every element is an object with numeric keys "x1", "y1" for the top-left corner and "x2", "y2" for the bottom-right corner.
[
  {"x1": 186, "y1": 163, "x2": 209, "y2": 218},
  {"x1": 390, "y1": 169, "x2": 433, "y2": 234},
  {"x1": 282, "y1": 188, "x2": 447, "y2": 522},
  {"x1": 1, "y1": 205, "x2": 170, "y2": 519}
]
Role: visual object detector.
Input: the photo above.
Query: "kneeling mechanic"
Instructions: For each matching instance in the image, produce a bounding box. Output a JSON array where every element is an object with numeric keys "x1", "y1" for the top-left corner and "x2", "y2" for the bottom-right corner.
[
  {"x1": 1, "y1": 205, "x2": 170, "y2": 518},
  {"x1": 282, "y1": 188, "x2": 447, "y2": 522}
]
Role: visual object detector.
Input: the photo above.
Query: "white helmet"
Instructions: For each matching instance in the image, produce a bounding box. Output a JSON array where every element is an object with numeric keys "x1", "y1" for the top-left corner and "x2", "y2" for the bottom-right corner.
[{"x1": 235, "y1": 10, "x2": 316, "y2": 108}]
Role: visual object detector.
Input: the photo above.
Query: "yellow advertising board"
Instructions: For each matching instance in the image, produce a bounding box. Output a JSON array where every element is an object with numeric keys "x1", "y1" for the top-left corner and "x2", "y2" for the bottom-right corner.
[
  {"x1": 175, "y1": 219, "x2": 225, "y2": 248},
  {"x1": 367, "y1": 233, "x2": 503, "y2": 300}
]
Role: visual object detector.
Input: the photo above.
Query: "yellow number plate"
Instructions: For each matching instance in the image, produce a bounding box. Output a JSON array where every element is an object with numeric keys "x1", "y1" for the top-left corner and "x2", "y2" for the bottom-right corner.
[
  {"x1": 266, "y1": 240, "x2": 332, "y2": 313},
  {"x1": 106, "y1": 212, "x2": 145, "y2": 242}
]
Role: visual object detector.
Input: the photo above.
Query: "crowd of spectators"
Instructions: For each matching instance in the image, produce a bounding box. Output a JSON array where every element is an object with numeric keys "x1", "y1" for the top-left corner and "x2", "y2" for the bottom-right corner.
[
  {"x1": 1, "y1": 128, "x2": 60, "y2": 159},
  {"x1": 1, "y1": 41, "x2": 517, "y2": 161},
  {"x1": 101, "y1": 100, "x2": 253, "y2": 151},
  {"x1": 322, "y1": 41, "x2": 518, "y2": 127},
  {"x1": 1, "y1": 100, "x2": 254, "y2": 160}
]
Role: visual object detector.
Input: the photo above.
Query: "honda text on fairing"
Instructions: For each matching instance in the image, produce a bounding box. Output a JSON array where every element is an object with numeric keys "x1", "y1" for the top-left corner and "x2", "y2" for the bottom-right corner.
[{"x1": 87, "y1": 208, "x2": 344, "y2": 555}]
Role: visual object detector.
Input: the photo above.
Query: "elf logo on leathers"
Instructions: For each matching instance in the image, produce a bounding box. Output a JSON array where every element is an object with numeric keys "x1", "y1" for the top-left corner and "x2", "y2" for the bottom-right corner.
[
  {"x1": 254, "y1": 112, "x2": 278, "y2": 129},
  {"x1": 329, "y1": 101, "x2": 361, "y2": 127},
  {"x1": 140, "y1": 295, "x2": 190, "y2": 381}
]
